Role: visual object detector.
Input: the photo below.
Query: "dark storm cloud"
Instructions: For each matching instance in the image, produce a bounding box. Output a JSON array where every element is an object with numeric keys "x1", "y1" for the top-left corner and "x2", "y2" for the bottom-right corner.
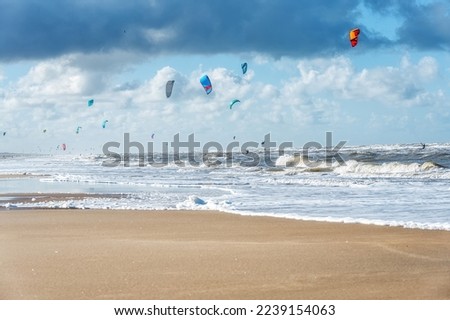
[
  {"x1": 364, "y1": 0, "x2": 450, "y2": 50},
  {"x1": 0, "y1": 0, "x2": 447, "y2": 61},
  {"x1": 396, "y1": 1, "x2": 450, "y2": 50}
]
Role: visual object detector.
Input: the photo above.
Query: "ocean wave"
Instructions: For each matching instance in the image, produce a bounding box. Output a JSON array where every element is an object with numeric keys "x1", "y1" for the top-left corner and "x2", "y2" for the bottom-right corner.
[{"x1": 334, "y1": 159, "x2": 447, "y2": 177}]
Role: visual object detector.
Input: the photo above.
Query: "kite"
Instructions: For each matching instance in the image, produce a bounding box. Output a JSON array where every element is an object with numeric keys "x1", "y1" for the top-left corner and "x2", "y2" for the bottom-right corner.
[
  {"x1": 349, "y1": 28, "x2": 360, "y2": 47},
  {"x1": 166, "y1": 80, "x2": 175, "y2": 98},
  {"x1": 76, "y1": 126, "x2": 82, "y2": 134},
  {"x1": 200, "y1": 75, "x2": 212, "y2": 94},
  {"x1": 151, "y1": 133, "x2": 155, "y2": 139},
  {"x1": 43, "y1": 129, "x2": 47, "y2": 133},
  {"x1": 241, "y1": 62, "x2": 248, "y2": 74},
  {"x1": 102, "y1": 120, "x2": 109, "y2": 128},
  {"x1": 61, "y1": 143, "x2": 67, "y2": 151},
  {"x1": 87, "y1": 99, "x2": 94, "y2": 107},
  {"x1": 229, "y1": 99, "x2": 241, "y2": 109},
  {"x1": 2, "y1": 132, "x2": 5, "y2": 136}
]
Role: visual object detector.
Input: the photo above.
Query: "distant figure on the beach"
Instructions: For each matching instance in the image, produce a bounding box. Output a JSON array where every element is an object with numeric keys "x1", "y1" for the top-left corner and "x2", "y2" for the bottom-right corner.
[{"x1": 420, "y1": 142, "x2": 426, "y2": 149}]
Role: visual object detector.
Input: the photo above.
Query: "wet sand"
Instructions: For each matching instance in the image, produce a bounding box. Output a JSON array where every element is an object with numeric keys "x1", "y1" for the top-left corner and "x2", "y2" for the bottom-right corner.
[
  {"x1": 0, "y1": 192, "x2": 124, "y2": 206},
  {"x1": 0, "y1": 209, "x2": 449, "y2": 299},
  {"x1": 0, "y1": 174, "x2": 36, "y2": 179}
]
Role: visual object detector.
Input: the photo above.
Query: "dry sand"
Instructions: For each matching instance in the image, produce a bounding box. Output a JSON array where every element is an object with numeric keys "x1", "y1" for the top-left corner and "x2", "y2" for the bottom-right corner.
[{"x1": 0, "y1": 209, "x2": 449, "y2": 299}]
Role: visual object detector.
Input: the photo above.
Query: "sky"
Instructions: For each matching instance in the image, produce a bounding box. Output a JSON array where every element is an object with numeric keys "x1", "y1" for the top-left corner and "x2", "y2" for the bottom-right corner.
[{"x1": 1, "y1": 0, "x2": 450, "y2": 153}]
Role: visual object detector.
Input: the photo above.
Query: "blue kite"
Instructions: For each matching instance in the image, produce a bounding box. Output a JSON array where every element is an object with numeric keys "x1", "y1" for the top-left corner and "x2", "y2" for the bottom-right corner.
[{"x1": 200, "y1": 75, "x2": 212, "y2": 94}]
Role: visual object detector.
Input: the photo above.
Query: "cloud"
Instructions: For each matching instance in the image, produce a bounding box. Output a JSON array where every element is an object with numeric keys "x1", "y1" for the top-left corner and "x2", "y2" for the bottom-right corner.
[
  {"x1": 352, "y1": 56, "x2": 443, "y2": 107},
  {"x1": 0, "y1": 0, "x2": 391, "y2": 61},
  {"x1": 364, "y1": 0, "x2": 450, "y2": 50},
  {"x1": 397, "y1": 1, "x2": 450, "y2": 50},
  {"x1": 283, "y1": 55, "x2": 444, "y2": 108},
  {"x1": 2, "y1": 0, "x2": 448, "y2": 63}
]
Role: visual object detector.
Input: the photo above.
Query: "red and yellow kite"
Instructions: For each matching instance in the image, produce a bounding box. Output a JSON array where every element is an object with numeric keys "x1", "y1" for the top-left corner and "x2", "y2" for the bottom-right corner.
[{"x1": 349, "y1": 28, "x2": 360, "y2": 47}]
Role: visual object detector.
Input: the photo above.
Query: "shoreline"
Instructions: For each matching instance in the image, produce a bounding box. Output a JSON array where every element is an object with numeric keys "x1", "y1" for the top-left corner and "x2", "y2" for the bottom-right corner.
[
  {"x1": 0, "y1": 192, "x2": 125, "y2": 207},
  {"x1": 1, "y1": 192, "x2": 449, "y2": 232},
  {"x1": 0, "y1": 174, "x2": 42, "y2": 179},
  {"x1": 1, "y1": 209, "x2": 449, "y2": 299}
]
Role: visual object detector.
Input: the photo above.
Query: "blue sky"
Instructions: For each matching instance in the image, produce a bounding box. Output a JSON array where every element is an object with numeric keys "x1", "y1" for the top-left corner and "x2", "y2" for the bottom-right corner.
[{"x1": 1, "y1": 0, "x2": 450, "y2": 153}]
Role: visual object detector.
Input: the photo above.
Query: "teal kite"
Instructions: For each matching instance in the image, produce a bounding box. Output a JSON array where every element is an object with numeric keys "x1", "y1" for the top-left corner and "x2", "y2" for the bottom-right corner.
[
  {"x1": 229, "y1": 99, "x2": 241, "y2": 109},
  {"x1": 87, "y1": 99, "x2": 94, "y2": 107}
]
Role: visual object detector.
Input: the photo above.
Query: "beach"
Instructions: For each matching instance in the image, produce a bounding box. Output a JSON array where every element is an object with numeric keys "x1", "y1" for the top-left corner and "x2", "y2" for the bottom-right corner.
[{"x1": 1, "y1": 209, "x2": 449, "y2": 300}]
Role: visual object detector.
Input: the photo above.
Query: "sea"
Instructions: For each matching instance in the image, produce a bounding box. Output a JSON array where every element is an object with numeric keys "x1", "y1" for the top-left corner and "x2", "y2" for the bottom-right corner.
[{"x1": 1, "y1": 142, "x2": 450, "y2": 231}]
